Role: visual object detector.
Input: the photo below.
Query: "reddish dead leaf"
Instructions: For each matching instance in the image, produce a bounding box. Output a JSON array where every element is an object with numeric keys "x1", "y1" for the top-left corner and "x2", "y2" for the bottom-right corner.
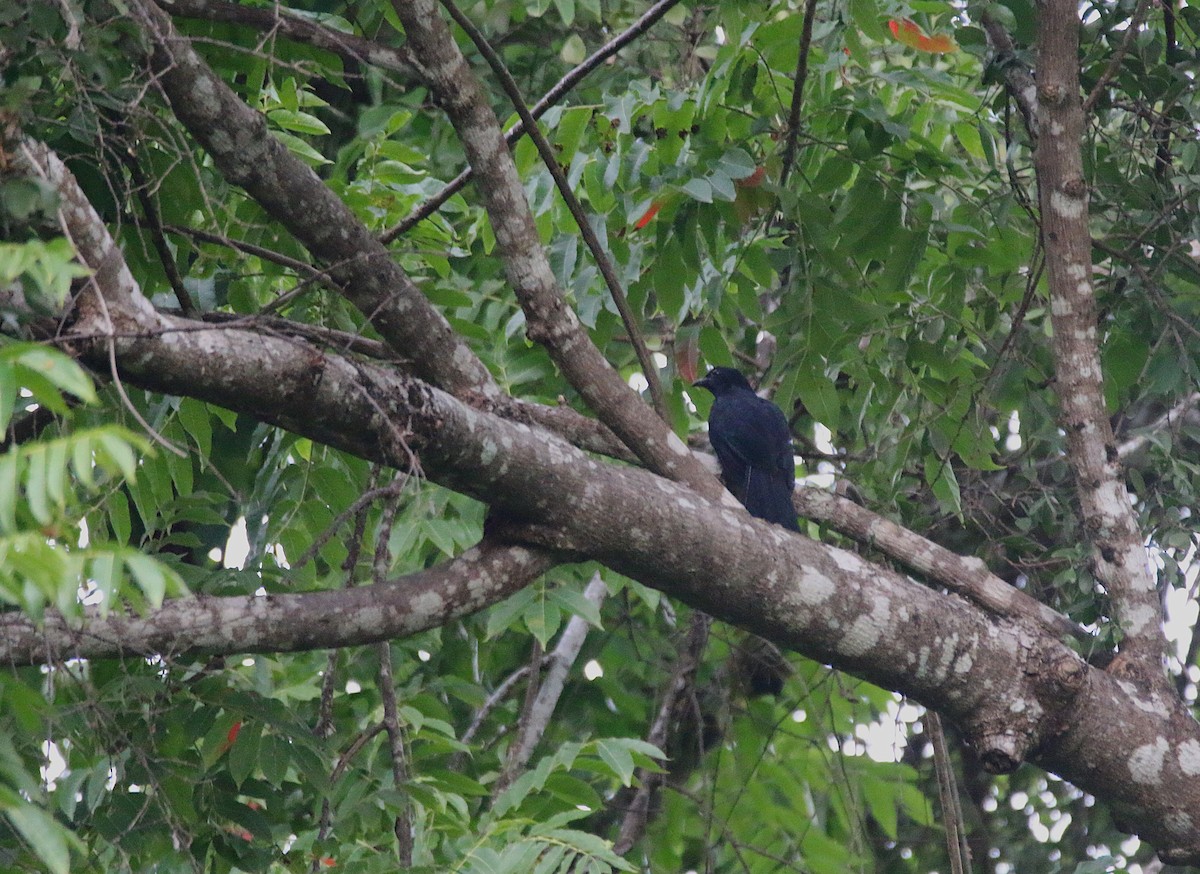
[
  {"x1": 736, "y1": 166, "x2": 766, "y2": 188},
  {"x1": 675, "y1": 337, "x2": 699, "y2": 385},
  {"x1": 888, "y1": 19, "x2": 958, "y2": 53},
  {"x1": 216, "y1": 720, "x2": 242, "y2": 756},
  {"x1": 633, "y1": 201, "x2": 661, "y2": 230}
]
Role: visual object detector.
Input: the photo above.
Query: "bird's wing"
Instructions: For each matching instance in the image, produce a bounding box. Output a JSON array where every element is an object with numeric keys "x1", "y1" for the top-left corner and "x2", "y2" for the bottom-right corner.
[{"x1": 710, "y1": 394, "x2": 794, "y2": 474}]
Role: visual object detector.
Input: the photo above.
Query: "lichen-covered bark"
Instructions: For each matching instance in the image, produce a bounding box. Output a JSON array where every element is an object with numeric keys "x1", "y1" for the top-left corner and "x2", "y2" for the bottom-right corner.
[
  {"x1": 0, "y1": 542, "x2": 553, "y2": 662},
  {"x1": 158, "y1": 0, "x2": 418, "y2": 77},
  {"x1": 34, "y1": 303, "x2": 1200, "y2": 862},
  {"x1": 130, "y1": 0, "x2": 496, "y2": 399},
  {"x1": 1034, "y1": 0, "x2": 1169, "y2": 680},
  {"x1": 389, "y1": 0, "x2": 723, "y2": 495},
  {"x1": 9, "y1": 16, "x2": 1200, "y2": 865}
]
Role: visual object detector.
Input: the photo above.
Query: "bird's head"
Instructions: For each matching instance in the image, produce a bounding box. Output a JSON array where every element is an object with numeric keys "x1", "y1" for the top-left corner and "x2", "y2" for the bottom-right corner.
[{"x1": 693, "y1": 367, "x2": 753, "y2": 396}]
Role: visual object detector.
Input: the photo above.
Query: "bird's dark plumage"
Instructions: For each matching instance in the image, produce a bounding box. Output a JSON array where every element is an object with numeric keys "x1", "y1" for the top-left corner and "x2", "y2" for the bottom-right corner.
[{"x1": 694, "y1": 367, "x2": 799, "y2": 531}]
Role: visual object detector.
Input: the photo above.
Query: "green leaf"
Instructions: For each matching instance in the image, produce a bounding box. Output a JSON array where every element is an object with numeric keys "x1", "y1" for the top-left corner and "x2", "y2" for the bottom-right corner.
[
  {"x1": 681, "y1": 178, "x2": 713, "y2": 203},
  {"x1": 793, "y1": 369, "x2": 840, "y2": 431},
  {"x1": 924, "y1": 451, "x2": 962, "y2": 516},
  {"x1": 560, "y1": 34, "x2": 585, "y2": 64},
  {"x1": 273, "y1": 131, "x2": 331, "y2": 166},
  {"x1": 227, "y1": 719, "x2": 263, "y2": 787},
  {"x1": 547, "y1": 584, "x2": 604, "y2": 628},
  {"x1": 553, "y1": 0, "x2": 575, "y2": 25},
  {"x1": 592, "y1": 738, "x2": 636, "y2": 786},
  {"x1": 268, "y1": 109, "x2": 331, "y2": 136},
  {"x1": 524, "y1": 593, "x2": 561, "y2": 647},
  {"x1": 1, "y1": 344, "x2": 96, "y2": 405},
  {"x1": 953, "y1": 121, "x2": 985, "y2": 160},
  {"x1": 4, "y1": 803, "x2": 74, "y2": 874},
  {"x1": 486, "y1": 586, "x2": 537, "y2": 639},
  {"x1": 849, "y1": 0, "x2": 888, "y2": 42}
]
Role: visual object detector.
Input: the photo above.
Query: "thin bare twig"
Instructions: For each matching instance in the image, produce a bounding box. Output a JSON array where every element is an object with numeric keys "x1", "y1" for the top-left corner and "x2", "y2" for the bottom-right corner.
[
  {"x1": 293, "y1": 478, "x2": 409, "y2": 570},
  {"x1": 440, "y1": 0, "x2": 668, "y2": 419},
  {"x1": 613, "y1": 611, "x2": 710, "y2": 854},
  {"x1": 499, "y1": 573, "x2": 608, "y2": 782},
  {"x1": 495, "y1": 636, "x2": 544, "y2": 795},
  {"x1": 377, "y1": 644, "x2": 415, "y2": 863},
  {"x1": 372, "y1": 471, "x2": 416, "y2": 863},
  {"x1": 311, "y1": 478, "x2": 379, "y2": 869},
  {"x1": 928, "y1": 712, "x2": 969, "y2": 874},
  {"x1": 979, "y1": 11, "x2": 1038, "y2": 144},
  {"x1": 159, "y1": 0, "x2": 416, "y2": 77},
  {"x1": 1082, "y1": 0, "x2": 1153, "y2": 115},
  {"x1": 121, "y1": 146, "x2": 195, "y2": 313},
  {"x1": 778, "y1": 0, "x2": 820, "y2": 187}
]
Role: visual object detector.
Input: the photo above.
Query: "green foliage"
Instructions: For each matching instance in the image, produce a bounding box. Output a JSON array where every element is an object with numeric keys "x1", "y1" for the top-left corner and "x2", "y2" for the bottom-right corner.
[{"x1": 0, "y1": 0, "x2": 1196, "y2": 870}]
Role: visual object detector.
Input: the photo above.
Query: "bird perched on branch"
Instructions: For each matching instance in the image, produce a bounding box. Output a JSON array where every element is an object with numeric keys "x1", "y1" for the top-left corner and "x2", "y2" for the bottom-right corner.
[{"x1": 694, "y1": 367, "x2": 799, "y2": 532}]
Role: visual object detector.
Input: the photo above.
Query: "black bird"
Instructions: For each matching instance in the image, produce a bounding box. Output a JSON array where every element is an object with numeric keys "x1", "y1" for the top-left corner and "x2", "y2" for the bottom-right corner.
[{"x1": 694, "y1": 367, "x2": 799, "y2": 531}]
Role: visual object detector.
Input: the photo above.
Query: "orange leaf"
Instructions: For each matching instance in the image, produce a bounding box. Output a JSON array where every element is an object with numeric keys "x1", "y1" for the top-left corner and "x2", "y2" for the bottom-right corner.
[
  {"x1": 736, "y1": 166, "x2": 766, "y2": 188},
  {"x1": 216, "y1": 720, "x2": 242, "y2": 756},
  {"x1": 633, "y1": 201, "x2": 661, "y2": 230},
  {"x1": 888, "y1": 18, "x2": 958, "y2": 53}
]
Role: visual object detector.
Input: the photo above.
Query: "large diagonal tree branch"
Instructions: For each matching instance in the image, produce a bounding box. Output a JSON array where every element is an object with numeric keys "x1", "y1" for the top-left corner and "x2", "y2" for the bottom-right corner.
[
  {"x1": 14, "y1": 305, "x2": 1200, "y2": 862},
  {"x1": 792, "y1": 487, "x2": 1087, "y2": 642},
  {"x1": 130, "y1": 0, "x2": 495, "y2": 399},
  {"x1": 442, "y1": 0, "x2": 667, "y2": 419},
  {"x1": 390, "y1": 0, "x2": 723, "y2": 495},
  {"x1": 2, "y1": 145, "x2": 1199, "y2": 853},
  {"x1": 130, "y1": 0, "x2": 638, "y2": 463},
  {"x1": 158, "y1": 0, "x2": 418, "y2": 78},
  {"x1": 1035, "y1": 0, "x2": 1169, "y2": 682},
  {"x1": 0, "y1": 540, "x2": 555, "y2": 662}
]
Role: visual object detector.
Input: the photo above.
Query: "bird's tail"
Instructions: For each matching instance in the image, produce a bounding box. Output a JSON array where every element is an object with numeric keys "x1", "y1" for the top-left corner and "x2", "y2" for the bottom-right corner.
[{"x1": 745, "y1": 470, "x2": 800, "y2": 531}]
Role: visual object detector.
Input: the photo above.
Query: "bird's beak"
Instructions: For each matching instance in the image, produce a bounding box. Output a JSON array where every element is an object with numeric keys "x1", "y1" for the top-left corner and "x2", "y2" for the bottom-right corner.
[{"x1": 693, "y1": 375, "x2": 711, "y2": 390}]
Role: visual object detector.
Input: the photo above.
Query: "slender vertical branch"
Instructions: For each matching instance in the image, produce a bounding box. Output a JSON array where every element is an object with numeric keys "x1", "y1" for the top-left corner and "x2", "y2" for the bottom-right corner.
[
  {"x1": 440, "y1": 0, "x2": 668, "y2": 419},
  {"x1": 778, "y1": 0, "x2": 819, "y2": 188},
  {"x1": 613, "y1": 611, "x2": 710, "y2": 855},
  {"x1": 498, "y1": 573, "x2": 608, "y2": 785},
  {"x1": 1082, "y1": 0, "x2": 1152, "y2": 115},
  {"x1": 372, "y1": 471, "x2": 415, "y2": 864},
  {"x1": 381, "y1": 0, "x2": 683, "y2": 243},
  {"x1": 391, "y1": 0, "x2": 723, "y2": 496},
  {"x1": 980, "y1": 12, "x2": 1038, "y2": 144},
  {"x1": 927, "y1": 713, "x2": 968, "y2": 874},
  {"x1": 129, "y1": 0, "x2": 502, "y2": 399},
  {"x1": 377, "y1": 644, "x2": 415, "y2": 864},
  {"x1": 120, "y1": 144, "x2": 195, "y2": 314},
  {"x1": 1035, "y1": 0, "x2": 1168, "y2": 681}
]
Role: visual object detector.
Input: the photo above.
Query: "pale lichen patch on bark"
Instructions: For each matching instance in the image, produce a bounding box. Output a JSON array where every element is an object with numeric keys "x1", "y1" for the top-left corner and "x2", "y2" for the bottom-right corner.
[
  {"x1": 829, "y1": 547, "x2": 868, "y2": 575},
  {"x1": 1051, "y1": 296, "x2": 1074, "y2": 317},
  {"x1": 1122, "y1": 602, "x2": 1159, "y2": 636},
  {"x1": 795, "y1": 567, "x2": 836, "y2": 606},
  {"x1": 1165, "y1": 811, "x2": 1194, "y2": 837},
  {"x1": 666, "y1": 431, "x2": 691, "y2": 456},
  {"x1": 1129, "y1": 737, "x2": 1169, "y2": 785},
  {"x1": 840, "y1": 594, "x2": 891, "y2": 657},
  {"x1": 1179, "y1": 738, "x2": 1200, "y2": 776},
  {"x1": 1050, "y1": 189, "x2": 1085, "y2": 218}
]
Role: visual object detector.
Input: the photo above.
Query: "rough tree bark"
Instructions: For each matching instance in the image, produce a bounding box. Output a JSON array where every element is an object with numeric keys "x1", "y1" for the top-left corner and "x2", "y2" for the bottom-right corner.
[
  {"x1": 1035, "y1": 0, "x2": 1170, "y2": 684},
  {"x1": 2, "y1": 0, "x2": 1200, "y2": 865}
]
